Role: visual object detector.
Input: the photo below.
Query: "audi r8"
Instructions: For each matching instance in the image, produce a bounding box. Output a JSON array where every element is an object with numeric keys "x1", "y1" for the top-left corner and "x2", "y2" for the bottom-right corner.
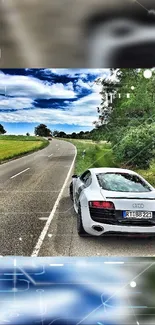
[{"x1": 69, "y1": 168, "x2": 155, "y2": 237}]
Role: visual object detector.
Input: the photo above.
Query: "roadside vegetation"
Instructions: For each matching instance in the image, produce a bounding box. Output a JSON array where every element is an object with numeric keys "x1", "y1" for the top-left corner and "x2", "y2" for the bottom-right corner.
[
  {"x1": 64, "y1": 139, "x2": 118, "y2": 175},
  {"x1": 66, "y1": 138, "x2": 155, "y2": 187},
  {"x1": 0, "y1": 135, "x2": 49, "y2": 163},
  {"x1": 64, "y1": 69, "x2": 155, "y2": 187}
]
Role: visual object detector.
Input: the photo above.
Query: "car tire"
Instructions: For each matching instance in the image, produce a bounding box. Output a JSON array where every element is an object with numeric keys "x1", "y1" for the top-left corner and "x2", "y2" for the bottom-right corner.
[
  {"x1": 69, "y1": 181, "x2": 73, "y2": 201},
  {"x1": 77, "y1": 204, "x2": 87, "y2": 237}
]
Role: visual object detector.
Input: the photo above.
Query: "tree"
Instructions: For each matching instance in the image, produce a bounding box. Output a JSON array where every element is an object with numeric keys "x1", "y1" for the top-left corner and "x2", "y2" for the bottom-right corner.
[
  {"x1": 77, "y1": 131, "x2": 84, "y2": 139},
  {"x1": 93, "y1": 68, "x2": 155, "y2": 168},
  {"x1": 95, "y1": 68, "x2": 155, "y2": 144},
  {"x1": 34, "y1": 124, "x2": 52, "y2": 137},
  {"x1": 26, "y1": 132, "x2": 30, "y2": 136},
  {"x1": 58, "y1": 131, "x2": 67, "y2": 138},
  {"x1": 71, "y1": 132, "x2": 77, "y2": 139},
  {"x1": 53, "y1": 130, "x2": 59, "y2": 137},
  {"x1": 0, "y1": 124, "x2": 6, "y2": 135}
]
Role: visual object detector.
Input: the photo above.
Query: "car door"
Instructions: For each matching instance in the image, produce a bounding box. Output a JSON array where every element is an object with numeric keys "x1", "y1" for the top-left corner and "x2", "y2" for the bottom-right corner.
[{"x1": 74, "y1": 170, "x2": 92, "y2": 207}]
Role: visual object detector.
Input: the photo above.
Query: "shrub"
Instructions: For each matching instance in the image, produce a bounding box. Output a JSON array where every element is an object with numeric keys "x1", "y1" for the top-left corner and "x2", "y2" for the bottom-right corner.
[{"x1": 114, "y1": 125, "x2": 155, "y2": 169}]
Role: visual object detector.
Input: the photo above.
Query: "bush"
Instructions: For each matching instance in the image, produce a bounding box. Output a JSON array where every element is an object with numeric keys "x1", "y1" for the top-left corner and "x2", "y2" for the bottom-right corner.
[{"x1": 114, "y1": 125, "x2": 155, "y2": 169}]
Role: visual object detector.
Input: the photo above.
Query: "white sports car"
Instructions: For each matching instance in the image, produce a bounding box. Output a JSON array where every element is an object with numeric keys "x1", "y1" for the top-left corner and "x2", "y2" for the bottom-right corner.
[{"x1": 69, "y1": 168, "x2": 155, "y2": 237}]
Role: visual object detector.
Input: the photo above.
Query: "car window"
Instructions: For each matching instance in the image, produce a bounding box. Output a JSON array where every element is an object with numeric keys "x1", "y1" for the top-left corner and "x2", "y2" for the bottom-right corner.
[
  {"x1": 80, "y1": 171, "x2": 92, "y2": 186},
  {"x1": 96, "y1": 172, "x2": 152, "y2": 192},
  {"x1": 85, "y1": 174, "x2": 92, "y2": 187}
]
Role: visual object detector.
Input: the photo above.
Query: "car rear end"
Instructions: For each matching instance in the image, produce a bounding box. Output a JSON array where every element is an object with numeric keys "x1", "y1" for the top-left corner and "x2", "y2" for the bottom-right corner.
[
  {"x1": 87, "y1": 193, "x2": 155, "y2": 236},
  {"x1": 82, "y1": 170, "x2": 155, "y2": 236}
]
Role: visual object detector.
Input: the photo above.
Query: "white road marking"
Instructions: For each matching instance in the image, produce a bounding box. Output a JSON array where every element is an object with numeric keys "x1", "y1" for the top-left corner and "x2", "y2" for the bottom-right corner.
[
  {"x1": 31, "y1": 145, "x2": 77, "y2": 256},
  {"x1": 39, "y1": 217, "x2": 48, "y2": 221},
  {"x1": 10, "y1": 167, "x2": 30, "y2": 179},
  {"x1": 48, "y1": 153, "x2": 53, "y2": 157}
]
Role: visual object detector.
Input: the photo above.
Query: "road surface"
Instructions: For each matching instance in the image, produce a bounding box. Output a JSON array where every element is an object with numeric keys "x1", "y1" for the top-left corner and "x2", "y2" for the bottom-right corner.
[
  {"x1": 1, "y1": 138, "x2": 155, "y2": 257},
  {"x1": 0, "y1": 139, "x2": 76, "y2": 256}
]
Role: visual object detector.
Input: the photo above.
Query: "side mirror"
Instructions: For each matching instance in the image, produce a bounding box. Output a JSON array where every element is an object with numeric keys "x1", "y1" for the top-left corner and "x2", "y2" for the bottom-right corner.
[{"x1": 72, "y1": 174, "x2": 78, "y2": 178}]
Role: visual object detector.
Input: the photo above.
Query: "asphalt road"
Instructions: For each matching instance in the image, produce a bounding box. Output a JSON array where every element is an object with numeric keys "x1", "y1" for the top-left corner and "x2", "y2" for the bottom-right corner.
[{"x1": 0, "y1": 139, "x2": 76, "y2": 256}]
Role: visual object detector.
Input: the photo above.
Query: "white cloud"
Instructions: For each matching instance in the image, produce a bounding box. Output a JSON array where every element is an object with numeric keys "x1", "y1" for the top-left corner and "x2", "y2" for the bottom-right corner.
[
  {"x1": 0, "y1": 71, "x2": 75, "y2": 99},
  {"x1": 0, "y1": 89, "x2": 100, "y2": 126},
  {"x1": 0, "y1": 69, "x2": 103, "y2": 127},
  {"x1": 0, "y1": 108, "x2": 96, "y2": 126},
  {"x1": 75, "y1": 79, "x2": 91, "y2": 90},
  {"x1": 0, "y1": 95, "x2": 34, "y2": 110},
  {"x1": 44, "y1": 68, "x2": 110, "y2": 78}
]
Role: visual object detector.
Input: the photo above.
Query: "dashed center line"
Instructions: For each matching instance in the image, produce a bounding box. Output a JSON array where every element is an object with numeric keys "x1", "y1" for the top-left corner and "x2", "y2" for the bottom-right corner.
[{"x1": 10, "y1": 167, "x2": 30, "y2": 179}]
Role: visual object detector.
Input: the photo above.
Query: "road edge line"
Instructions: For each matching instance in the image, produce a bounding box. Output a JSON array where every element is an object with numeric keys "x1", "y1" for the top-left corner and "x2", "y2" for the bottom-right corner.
[{"x1": 31, "y1": 144, "x2": 77, "y2": 257}]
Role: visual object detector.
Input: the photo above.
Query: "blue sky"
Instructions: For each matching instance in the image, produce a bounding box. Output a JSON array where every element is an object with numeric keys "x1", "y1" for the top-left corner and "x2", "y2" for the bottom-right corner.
[{"x1": 0, "y1": 68, "x2": 111, "y2": 135}]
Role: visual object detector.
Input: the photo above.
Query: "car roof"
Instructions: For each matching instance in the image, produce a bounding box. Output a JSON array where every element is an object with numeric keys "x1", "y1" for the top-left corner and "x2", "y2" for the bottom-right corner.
[{"x1": 89, "y1": 167, "x2": 137, "y2": 175}]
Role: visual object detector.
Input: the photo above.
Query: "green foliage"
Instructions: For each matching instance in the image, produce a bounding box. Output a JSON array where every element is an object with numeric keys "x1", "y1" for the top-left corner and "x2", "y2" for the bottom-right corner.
[
  {"x1": 114, "y1": 125, "x2": 155, "y2": 169},
  {"x1": 94, "y1": 68, "x2": 155, "y2": 171},
  {"x1": 0, "y1": 124, "x2": 6, "y2": 135},
  {"x1": 64, "y1": 138, "x2": 155, "y2": 188},
  {"x1": 35, "y1": 124, "x2": 52, "y2": 137}
]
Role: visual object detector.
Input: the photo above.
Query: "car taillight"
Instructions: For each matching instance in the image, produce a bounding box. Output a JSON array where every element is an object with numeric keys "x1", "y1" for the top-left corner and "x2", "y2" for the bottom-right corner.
[{"x1": 89, "y1": 201, "x2": 115, "y2": 209}]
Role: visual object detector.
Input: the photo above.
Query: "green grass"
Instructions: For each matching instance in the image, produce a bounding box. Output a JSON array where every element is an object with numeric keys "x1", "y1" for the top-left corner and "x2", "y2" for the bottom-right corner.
[
  {"x1": 136, "y1": 160, "x2": 155, "y2": 187},
  {"x1": 0, "y1": 135, "x2": 43, "y2": 141},
  {"x1": 0, "y1": 135, "x2": 49, "y2": 163},
  {"x1": 64, "y1": 139, "x2": 118, "y2": 175},
  {"x1": 65, "y1": 138, "x2": 155, "y2": 187}
]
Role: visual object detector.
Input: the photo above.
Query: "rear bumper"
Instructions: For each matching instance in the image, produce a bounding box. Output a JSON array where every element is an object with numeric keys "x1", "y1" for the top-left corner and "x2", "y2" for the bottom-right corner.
[
  {"x1": 84, "y1": 220, "x2": 155, "y2": 236},
  {"x1": 81, "y1": 206, "x2": 155, "y2": 236}
]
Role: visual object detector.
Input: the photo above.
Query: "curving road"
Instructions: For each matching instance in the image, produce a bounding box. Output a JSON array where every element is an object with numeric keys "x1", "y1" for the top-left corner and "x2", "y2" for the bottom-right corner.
[{"x1": 0, "y1": 139, "x2": 76, "y2": 256}]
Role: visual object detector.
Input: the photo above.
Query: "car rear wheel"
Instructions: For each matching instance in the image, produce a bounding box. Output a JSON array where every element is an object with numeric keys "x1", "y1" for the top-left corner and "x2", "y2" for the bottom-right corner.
[
  {"x1": 77, "y1": 204, "x2": 87, "y2": 237},
  {"x1": 69, "y1": 181, "x2": 73, "y2": 201}
]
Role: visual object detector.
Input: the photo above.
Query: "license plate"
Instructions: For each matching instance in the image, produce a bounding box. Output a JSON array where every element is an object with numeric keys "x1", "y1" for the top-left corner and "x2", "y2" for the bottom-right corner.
[{"x1": 123, "y1": 211, "x2": 153, "y2": 219}]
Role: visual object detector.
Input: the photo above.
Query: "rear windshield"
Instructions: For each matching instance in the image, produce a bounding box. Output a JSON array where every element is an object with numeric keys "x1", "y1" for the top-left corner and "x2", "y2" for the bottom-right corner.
[{"x1": 96, "y1": 172, "x2": 152, "y2": 192}]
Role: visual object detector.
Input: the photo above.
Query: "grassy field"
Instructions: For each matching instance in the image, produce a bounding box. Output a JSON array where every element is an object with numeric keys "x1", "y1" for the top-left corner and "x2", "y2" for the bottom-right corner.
[
  {"x1": 66, "y1": 138, "x2": 155, "y2": 187},
  {"x1": 0, "y1": 135, "x2": 41, "y2": 141},
  {"x1": 0, "y1": 135, "x2": 49, "y2": 163},
  {"x1": 64, "y1": 139, "x2": 118, "y2": 175}
]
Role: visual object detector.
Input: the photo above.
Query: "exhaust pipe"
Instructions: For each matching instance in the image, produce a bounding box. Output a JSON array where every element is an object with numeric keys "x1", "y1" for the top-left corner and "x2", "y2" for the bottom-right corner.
[{"x1": 92, "y1": 225, "x2": 104, "y2": 233}]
